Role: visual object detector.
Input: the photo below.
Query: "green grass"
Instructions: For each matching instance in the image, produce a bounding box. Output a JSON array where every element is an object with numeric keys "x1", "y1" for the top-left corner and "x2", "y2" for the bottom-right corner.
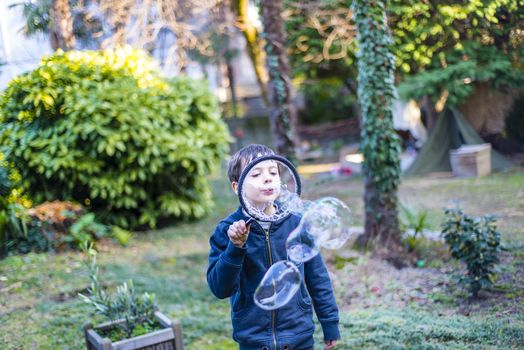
[
  {"x1": 333, "y1": 309, "x2": 524, "y2": 350},
  {"x1": 1, "y1": 171, "x2": 523, "y2": 349}
]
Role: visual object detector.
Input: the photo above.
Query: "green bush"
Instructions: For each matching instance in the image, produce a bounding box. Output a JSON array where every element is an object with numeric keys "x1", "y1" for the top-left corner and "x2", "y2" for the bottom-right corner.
[
  {"x1": 441, "y1": 208, "x2": 502, "y2": 298},
  {"x1": 0, "y1": 47, "x2": 230, "y2": 228}
]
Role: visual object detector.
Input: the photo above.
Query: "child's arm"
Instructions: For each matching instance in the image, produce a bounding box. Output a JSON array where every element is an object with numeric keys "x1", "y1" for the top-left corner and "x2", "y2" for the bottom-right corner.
[
  {"x1": 207, "y1": 221, "x2": 248, "y2": 299},
  {"x1": 304, "y1": 253, "x2": 341, "y2": 343}
]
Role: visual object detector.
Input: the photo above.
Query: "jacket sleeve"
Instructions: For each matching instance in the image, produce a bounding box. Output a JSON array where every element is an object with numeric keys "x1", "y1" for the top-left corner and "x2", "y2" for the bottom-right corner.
[
  {"x1": 207, "y1": 222, "x2": 247, "y2": 299},
  {"x1": 304, "y1": 253, "x2": 341, "y2": 341}
]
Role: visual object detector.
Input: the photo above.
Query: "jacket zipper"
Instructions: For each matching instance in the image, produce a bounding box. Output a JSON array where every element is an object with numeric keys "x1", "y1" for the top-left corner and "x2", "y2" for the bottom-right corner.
[{"x1": 264, "y1": 225, "x2": 277, "y2": 350}]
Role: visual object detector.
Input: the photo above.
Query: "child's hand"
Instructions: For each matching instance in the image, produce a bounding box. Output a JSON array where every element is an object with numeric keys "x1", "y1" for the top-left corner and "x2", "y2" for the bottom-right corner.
[
  {"x1": 324, "y1": 340, "x2": 337, "y2": 350},
  {"x1": 228, "y1": 220, "x2": 250, "y2": 247}
]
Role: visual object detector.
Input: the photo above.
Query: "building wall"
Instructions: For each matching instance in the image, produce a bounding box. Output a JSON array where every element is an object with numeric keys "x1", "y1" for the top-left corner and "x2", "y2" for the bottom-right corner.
[{"x1": 0, "y1": 0, "x2": 53, "y2": 90}]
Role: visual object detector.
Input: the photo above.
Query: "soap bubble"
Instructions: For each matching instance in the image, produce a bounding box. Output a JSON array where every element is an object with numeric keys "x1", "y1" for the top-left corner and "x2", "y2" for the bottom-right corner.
[
  {"x1": 254, "y1": 261, "x2": 301, "y2": 310},
  {"x1": 311, "y1": 197, "x2": 352, "y2": 250},
  {"x1": 277, "y1": 186, "x2": 303, "y2": 213},
  {"x1": 286, "y1": 218, "x2": 328, "y2": 264},
  {"x1": 286, "y1": 197, "x2": 352, "y2": 263}
]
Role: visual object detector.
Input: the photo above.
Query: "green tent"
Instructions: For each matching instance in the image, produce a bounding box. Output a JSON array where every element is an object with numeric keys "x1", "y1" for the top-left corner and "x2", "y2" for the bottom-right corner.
[{"x1": 404, "y1": 108, "x2": 513, "y2": 176}]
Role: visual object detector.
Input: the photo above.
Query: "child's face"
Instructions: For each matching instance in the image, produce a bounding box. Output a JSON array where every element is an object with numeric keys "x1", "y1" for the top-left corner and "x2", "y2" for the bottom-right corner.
[{"x1": 240, "y1": 160, "x2": 281, "y2": 208}]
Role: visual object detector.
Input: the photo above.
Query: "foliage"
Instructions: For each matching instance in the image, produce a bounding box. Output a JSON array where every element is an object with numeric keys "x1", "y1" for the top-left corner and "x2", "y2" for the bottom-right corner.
[
  {"x1": 67, "y1": 213, "x2": 109, "y2": 247},
  {"x1": 0, "y1": 159, "x2": 32, "y2": 257},
  {"x1": 110, "y1": 225, "x2": 133, "y2": 247},
  {"x1": 79, "y1": 243, "x2": 159, "y2": 339},
  {"x1": 0, "y1": 47, "x2": 230, "y2": 228},
  {"x1": 441, "y1": 208, "x2": 502, "y2": 298},
  {"x1": 11, "y1": 0, "x2": 53, "y2": 36},
  {"x1": 390, "y1": 0, "x2": 524, "y2": 106},
  {"x1": 2, "y1": 200, "x2": 133, "y2": 257},
  {"x1": 285, "y1": 0, "x2": 524, "y2": 110},
  {"x1": 285, "y1": 0, "x2": 358, "y2": 126},
  {"x1": 285, "y1": 0, "x2": 356, "y2": 80},
  {"x1": 388, "y1": 0, "x2": 523, "y2": 74},
  {"x1": 0, "y1": 200, "x2": 30, "y2": 258},
  {"x1": 353, "y1": 0, "x2": 401, "y2": 194},
  {"x1": 353, "y1": 0, "x2": 401, "y2": 242},
  {"x1": 399, "y1": 204, "x2": 430, "y2": 237},
  {"x1": 397, "y1": 45, "x2": 524, "y2": 107},
  {"x1": 399, "y1": 203, "x2": 431, "y2": 252},
  {"x1": 299, "y1": 78, "x2": 358, "y2": 125}
]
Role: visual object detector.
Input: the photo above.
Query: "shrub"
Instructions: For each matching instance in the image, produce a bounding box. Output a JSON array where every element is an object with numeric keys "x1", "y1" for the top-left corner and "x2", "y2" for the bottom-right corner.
[
  {"x1": 441, "y1": 208, "x2": 502, "y2": 298},
  {"x1": 0, "y1": 47, "x2": 230, "y2": 228}
]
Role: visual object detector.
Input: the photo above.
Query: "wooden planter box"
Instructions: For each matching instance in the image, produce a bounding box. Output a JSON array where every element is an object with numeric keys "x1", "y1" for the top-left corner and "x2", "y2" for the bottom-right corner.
[
  {"x1": 83, "y1": 311, "x2": 184, "y2": 350},
  {"x1": 449, "y1": 143, "x2": 491, "y2": 177}
]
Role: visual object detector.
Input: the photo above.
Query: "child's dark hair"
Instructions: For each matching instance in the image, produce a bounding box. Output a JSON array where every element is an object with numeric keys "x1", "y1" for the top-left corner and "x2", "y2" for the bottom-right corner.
[{"x1": 227, "y1": 144, "x2": 275, "y2": 183}]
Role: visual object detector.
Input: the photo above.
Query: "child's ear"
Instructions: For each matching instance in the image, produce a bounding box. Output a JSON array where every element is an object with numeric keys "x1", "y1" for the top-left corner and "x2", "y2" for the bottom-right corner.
[{"x1": 231, "y1": 181, "x2": 238, "y2": 195}]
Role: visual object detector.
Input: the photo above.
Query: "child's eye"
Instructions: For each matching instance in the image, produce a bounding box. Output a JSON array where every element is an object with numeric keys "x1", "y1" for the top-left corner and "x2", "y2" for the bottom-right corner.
[
  {"x1": 270, "y1": 172, "x2": 278, "y2": 176},
  {"x1": 251, "y1": 173, "x2": 260, "y2": 177}
]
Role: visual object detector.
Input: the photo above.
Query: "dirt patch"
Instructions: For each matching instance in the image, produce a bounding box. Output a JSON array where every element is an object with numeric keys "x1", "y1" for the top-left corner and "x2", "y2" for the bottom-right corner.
[{"x1": 327, "y1": 246, "x2": 524, "y2": 316}]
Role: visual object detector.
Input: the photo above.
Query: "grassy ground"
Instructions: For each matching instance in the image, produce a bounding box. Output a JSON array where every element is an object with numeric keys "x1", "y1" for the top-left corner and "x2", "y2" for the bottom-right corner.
[{"x1": 1, "y1": 170, "x2": 523, "y2": 349}]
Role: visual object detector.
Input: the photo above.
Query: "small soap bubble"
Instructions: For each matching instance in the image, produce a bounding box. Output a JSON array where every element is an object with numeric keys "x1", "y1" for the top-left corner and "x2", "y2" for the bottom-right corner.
[{"x1": 254, "y1": 261, "x2": 301, "y2": 310}]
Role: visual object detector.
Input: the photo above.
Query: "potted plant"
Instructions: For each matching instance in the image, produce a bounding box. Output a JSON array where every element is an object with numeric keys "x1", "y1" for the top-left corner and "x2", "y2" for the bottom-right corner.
[{"x1": 79, "y1": 243, "x2": 184, "y2": 350}]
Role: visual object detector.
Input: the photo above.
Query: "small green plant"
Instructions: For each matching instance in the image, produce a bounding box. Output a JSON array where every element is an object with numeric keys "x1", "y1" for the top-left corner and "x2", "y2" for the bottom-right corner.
[
  {"x1": 399, "y1": 204, "x2": 431, "y2": 252},
  {"x1": 67, "y1": 213, "x2": 108, "y2": 247},
  {"x1": 79, "y1": 243, "x2": 158, "y2": 340},
  {"x1": 441, "y1": 208, "x2": 501, "y2": 298},
  {"x1": 400, "y1": 204, "x2": 430, "y2": 237}
]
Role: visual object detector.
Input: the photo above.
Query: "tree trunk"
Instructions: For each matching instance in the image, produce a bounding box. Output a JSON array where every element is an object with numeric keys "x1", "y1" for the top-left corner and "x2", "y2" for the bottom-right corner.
[
  {"x1": 233, "y1": 0, "x2": 269, "y2": 106},
  {"x1": 226, "y1": 60, "x2": 239, "y2": 119},
  {"x1": 50, "y1": 0, "x2": 75, "y2": 51},
  {"x1": 354, "y1": 0, "x2": 402, "y2": 248},
  {"x1": 421, "y1": 95, "x2": 437, "y2": 132},
  {"x1": 260, "y1": 0, "x2": 298, "y2": 160}
]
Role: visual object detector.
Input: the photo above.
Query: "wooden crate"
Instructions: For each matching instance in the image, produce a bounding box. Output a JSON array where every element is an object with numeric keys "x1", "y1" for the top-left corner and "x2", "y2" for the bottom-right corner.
[
  {"x1": 449, "y1": 143, "x2": 491, "y2": 177},
  {"x1": 83, "y1": 311, "x2": 184, "y2": 350}
]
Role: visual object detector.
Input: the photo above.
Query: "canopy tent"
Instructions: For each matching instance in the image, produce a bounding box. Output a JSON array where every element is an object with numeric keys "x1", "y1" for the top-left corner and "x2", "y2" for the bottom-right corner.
[{"x1": 404, "y1": 108, "x2": 513, "y2": 176}]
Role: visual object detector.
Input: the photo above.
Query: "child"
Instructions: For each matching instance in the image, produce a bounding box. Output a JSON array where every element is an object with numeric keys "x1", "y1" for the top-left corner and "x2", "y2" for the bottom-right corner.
[{"x1": 207, "y1": 144, "x2": 340, "y2": 350}]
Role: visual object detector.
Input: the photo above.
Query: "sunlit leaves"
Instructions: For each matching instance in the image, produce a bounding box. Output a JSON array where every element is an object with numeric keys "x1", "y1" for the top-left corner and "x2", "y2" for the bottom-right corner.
[{"x1": 0, "y1": 48, "x2": 231, "y2": 229}]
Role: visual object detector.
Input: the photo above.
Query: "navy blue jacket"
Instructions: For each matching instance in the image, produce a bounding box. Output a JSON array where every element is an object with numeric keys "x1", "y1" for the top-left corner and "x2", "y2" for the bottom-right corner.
[{"x1": 207, "y1": 206, "x2": 340, "y2": 350}]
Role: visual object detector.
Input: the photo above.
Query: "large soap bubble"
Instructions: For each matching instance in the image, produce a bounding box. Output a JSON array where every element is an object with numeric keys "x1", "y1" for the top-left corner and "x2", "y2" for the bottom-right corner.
[
  {"x1": 286, "y1": 197, "x2": 352, "y2": 263},
  {"x1": 312, "y1": 197, "x2": 352, "y2": 250},
  {"x1": 254, "y1": 261, "x2": 301, "y2": 310}
]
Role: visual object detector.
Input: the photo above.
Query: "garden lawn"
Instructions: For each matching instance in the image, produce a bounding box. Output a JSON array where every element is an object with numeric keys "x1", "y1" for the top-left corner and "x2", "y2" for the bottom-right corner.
[{"x1": 1, "y1": 170, "x2": 523, "y2": 350}]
